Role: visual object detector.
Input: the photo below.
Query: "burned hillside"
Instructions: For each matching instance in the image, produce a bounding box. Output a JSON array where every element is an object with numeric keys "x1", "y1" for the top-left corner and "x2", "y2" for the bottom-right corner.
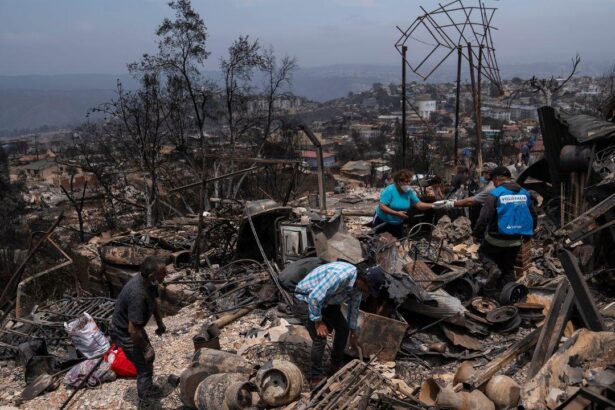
[{"x1": 0, "y1": 107, "x2": 614, "y2": 410}]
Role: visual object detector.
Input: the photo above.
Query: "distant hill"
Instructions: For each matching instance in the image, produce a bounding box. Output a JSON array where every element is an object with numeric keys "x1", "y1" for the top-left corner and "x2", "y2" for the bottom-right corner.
[{"x1": 0, "y1": 60, "x2": 611, "y2": 131}]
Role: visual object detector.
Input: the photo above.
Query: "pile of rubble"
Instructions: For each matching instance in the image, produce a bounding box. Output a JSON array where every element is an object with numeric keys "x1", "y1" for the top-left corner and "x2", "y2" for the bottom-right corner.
[{"x1": 1, "y1": 158, "x2": 615, "y2": 409}]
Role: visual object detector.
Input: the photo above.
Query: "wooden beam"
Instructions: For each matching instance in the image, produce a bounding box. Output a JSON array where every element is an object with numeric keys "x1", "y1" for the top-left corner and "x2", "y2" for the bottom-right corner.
[
  {"x1": 559, "y1": 249, "x2": 606, "y2": 331},
  {"x1": 465, "y1": 327, "x2": 541, "y2": 390},
  {"x1": 527, "y1": 280, "x2": 572, "y2": 379}
]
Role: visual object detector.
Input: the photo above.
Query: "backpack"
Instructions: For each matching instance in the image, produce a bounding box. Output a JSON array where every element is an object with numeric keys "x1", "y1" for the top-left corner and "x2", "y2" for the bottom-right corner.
[
  {"x1": 491, "y1": 186, "x2": 534, "y2": 236},
  {"x1": 279, "y1": 257, "x2": 327, "y2": 293}
]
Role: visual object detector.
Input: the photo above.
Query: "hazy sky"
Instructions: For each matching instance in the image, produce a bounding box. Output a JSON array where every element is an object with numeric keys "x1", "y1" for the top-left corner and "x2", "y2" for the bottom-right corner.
[{"x1": 0, "y1": 0, "x2": 613, "y2": 75}]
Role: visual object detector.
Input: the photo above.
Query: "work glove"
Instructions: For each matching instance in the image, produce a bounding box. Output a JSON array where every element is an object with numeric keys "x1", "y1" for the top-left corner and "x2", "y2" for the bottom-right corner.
[
  {"x1": 433, "y1": 200, "x2": 455, "y2": 210},
  {"x1": 432, "y1": 200, "x2": 447, "y2": 209}
]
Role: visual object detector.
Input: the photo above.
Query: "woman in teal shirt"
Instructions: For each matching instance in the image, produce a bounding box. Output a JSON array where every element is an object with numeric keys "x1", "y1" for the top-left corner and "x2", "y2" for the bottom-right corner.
[{"x1": 373, "y1": 169, "x2": 436, "y2": 238}]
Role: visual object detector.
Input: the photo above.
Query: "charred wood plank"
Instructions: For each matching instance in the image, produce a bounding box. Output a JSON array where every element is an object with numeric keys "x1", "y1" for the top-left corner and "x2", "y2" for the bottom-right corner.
[
  {"x1": 527, "y1": 280, "x2": 573, "y2": 379},
  {"x1": 544, "y1": 287, "x2": 575, "y2": 360},
  {"x1": 559, "y1": 249, "x2": 606, "y2": 331},
  {"x1": 464, "y1": 327, "x2": 540, "y2": 390},
  {"x1": 556, "y1": 192, "x2": 615, "y2": 242}
]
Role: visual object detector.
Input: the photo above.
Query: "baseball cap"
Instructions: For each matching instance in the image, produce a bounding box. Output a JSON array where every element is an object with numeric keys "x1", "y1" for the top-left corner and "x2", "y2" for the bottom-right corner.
[{"x1": 491, "y1": 166, "x2": 512, "y2": 178}]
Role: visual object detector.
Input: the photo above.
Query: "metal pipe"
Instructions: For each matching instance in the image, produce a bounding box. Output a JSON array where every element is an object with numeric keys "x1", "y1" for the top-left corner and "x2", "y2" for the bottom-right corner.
[
  {"x1": 298, "y1": 124, "x2": 327, "y2": 214},
  {"x1": 467, "y1": 43, "x2": 479, "y2": 171},
  {"x1": 245, "y1": 210, "x2": 294, "y2": 306},
  {"x1": 59, "y1": 356, "x2": 105, "y2": 410},
  {"x1": 170, "y1": 166, "x2": 259, "y2": 193},
  {"x1": 476, "y1": 44, "x2": 484, "y2": 173}
]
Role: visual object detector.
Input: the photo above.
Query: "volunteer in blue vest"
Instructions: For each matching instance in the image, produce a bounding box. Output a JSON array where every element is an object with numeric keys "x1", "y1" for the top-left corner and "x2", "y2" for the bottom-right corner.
[
  {"x1": 291, "y1": 261, "x2": 384, "y2": 386},
  {"x1": 472, "y1": 166, "x2": 537, "y2": 294},
  {"x1": 372, "y1": 169, "x2": 438, "y2": 238}
]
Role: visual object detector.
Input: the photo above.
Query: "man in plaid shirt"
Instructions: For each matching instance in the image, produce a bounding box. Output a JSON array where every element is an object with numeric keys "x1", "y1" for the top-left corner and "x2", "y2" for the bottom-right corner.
[{"x1": 292, "y1": 261, "x2": 384, "y2": 384}]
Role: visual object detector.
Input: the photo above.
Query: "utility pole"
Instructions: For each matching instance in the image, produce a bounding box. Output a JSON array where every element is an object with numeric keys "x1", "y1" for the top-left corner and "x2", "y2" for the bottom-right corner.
[
  {"x1": 454, "y1": 45, "x2": 462, "y2": 167},
  {"x1": 476, "y1": 44, "x2": 484, "y2": 174},
  {"x1": 467, "y1": 43, "x2": 479, "y2": 173},
  {"x1": 401, "y1": 45, "x2": 407, "y2": 169}
]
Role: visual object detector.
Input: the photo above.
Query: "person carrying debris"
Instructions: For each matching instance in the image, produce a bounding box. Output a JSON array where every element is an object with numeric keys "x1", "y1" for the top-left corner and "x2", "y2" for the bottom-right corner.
[
  {"x1": 372, "y1": 169, "x2": 438, "y2": 238},
  {"x1": 109, "y1": 256, "x2": 168, "y2": 402},
  {"x1": 290, "y1": 261, "x2": 384, "y2": 385},
  {"x1": 471, "y1": 167, "x2": 537, "y2": 295}
]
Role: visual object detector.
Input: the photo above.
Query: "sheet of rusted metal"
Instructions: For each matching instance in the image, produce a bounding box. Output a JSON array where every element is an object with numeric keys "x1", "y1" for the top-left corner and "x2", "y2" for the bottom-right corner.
[{"x1": 348, "y1": 310, "x2": 408, "y2": 362}]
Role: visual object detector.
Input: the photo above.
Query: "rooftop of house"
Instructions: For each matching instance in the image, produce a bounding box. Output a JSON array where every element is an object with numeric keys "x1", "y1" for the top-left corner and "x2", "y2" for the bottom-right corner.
[{"x1": 14, "y1": 158, "x2": 57, "y2": 171}]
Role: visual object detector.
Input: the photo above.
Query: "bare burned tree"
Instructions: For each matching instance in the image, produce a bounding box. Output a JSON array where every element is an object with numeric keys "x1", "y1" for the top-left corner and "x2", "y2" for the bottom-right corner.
[
  {"x1": 221, "y1": 36, "x2": 263, "y2": 147},
  {"x1": 598, "y1": 64, "x2": 615, "y2": 120},
  {"x1": 59, "y1": 169, "x2": 88, "y2": 243},
  {"x1": 149, "y1": 0, "x2": 214, "y2": 265},
  {"x1": 0, "y1": 144, "x2": 26, "y2": 287},
  {"x1": 511, "y1": 54, "x2": 581, "y2": 107},
  {"x1": 232, "y1": 48, "x2": 297, "y2": 198},
  {"x1": 154, "y1": 0, "x2": 212, "y2": 164},
  {"x1": 259, "y1": 48, "x2": 298, "y2": 146},
  {"x1": 94, "y1": 70, "x2": 170, "y2": 227},
  {"x1": 69, "y1": 123, "x2": 144, "y2": 231}
]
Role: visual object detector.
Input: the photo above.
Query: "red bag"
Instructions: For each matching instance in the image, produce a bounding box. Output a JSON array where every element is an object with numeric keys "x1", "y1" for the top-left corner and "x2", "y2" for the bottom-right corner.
[{"x1": 104, "y1": 344, "x2": 137, "y2": 378}]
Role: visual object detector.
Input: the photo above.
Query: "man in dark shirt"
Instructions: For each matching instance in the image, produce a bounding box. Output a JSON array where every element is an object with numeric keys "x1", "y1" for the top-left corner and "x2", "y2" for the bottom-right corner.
[
  {"x1": 451, "y1": 166, "x2": 469, "y2": 191},
  {"x1": 110, "y1": 256, "x2": 167, "y2": 401}
]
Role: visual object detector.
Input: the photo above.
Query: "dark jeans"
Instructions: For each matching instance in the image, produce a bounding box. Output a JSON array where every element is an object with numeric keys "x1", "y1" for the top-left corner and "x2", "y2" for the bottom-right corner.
[
  {"x1": 469, "y1": 204, "x2": 482, "y2": 229},
  {"x1": 292, "y1": 298, "x2": 349, "y2": 379},
  {"x1": 122, "y1": 344, "x2": 154, "y2": 399},
  {"x1": 478, "y1": 240, "x2": 520, "y2": 294},
  {"x1": 372, "y1": 215, "x2": 404, "y2": 238}
]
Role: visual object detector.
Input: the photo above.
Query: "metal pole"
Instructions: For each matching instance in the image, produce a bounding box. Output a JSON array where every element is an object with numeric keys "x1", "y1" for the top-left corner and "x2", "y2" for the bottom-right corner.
[
  {"x1": 467, "y1": 43, "x2": 478, "y2": 171},
  {"x1": 59, "y1": 356, "x2": 105, "y2": 410},
  {"x1": 476, "y1": 44, "x2": 484, "y2": 174},
  {"x1": 299, "y1": 124, "x2": 327, "y2": 214},
  {"x1": 401, "y1": 45, "x2": 408, "y2": 169},
  {"x1": 170, "y1": 166, "x2": 260, "y2": 193},
  {"x1": 454, "y1": 45, "x2": 462, "y2": 166}
]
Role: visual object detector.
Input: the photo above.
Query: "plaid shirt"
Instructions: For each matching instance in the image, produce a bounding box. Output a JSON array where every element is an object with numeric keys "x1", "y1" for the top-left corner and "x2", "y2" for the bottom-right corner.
[{"x1": 295, "y1": 262, "x2": 362, "y2": 330}]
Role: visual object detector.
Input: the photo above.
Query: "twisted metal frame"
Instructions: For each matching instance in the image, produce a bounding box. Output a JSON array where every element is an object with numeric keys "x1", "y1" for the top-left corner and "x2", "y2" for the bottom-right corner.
[{"x1": 395, "y1": 0, "x2": 501, "y2": 88}]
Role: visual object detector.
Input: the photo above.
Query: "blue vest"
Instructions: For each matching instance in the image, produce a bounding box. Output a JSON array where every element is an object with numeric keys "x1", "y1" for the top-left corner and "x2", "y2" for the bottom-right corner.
[{"x1": 490, "y1": 186, "x2": 534, "y2": 236}]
